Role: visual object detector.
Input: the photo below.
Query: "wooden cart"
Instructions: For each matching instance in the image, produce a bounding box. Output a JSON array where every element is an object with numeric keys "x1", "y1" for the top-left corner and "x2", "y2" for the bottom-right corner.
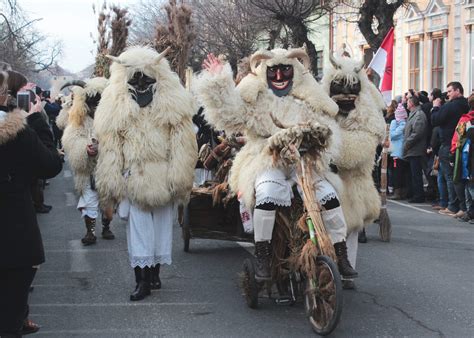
[{"x1": 180, "y1": 185, "x2": 253, "y2": 252}]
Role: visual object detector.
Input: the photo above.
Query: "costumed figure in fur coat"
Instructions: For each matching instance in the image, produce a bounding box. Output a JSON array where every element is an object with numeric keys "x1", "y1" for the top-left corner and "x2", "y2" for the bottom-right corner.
[
  {"x1": 55, "y1": 94, "x2": 73, "y2": 131},
  {"x1": 322, "y1": 55, "x2": 386, "y2": 288},
  {"x1": 196, "y1": 48, "x2": 358, "y2": 280},
  {"x1": 61, "y1": 78, "x2": 116, "y2": 245},
  {"x1": 94, "y1": 46, "x2": 197, "y2": 301}
]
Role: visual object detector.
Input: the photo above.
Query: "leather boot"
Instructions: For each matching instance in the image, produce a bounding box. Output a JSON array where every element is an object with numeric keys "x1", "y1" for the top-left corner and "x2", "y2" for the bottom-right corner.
[
  {"x1": 150, "y1": 264, "x2": 162, "y2": 290},
  {"x1": 334, "y1": 241, "x2": 358, "y2": 279},
  {"x1": 254, "y1": 241, "x2": 271, "y2": 280},
  {"x1": 101, "y1": 215, "x2": 115, "y2": 240},
  {"x1": 81, "y1": 216, "x2": 97, "y2": 245},
  {"x1": 130, "y1": 267, "x2": 151, "y2": 301}
]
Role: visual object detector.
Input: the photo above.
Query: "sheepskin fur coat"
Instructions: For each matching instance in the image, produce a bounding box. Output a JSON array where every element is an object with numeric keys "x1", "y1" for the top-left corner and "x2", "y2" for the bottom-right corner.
[
  {"x1": 94, "y1": 47, "x2": 197, "y2": 210},
  {"x1": 61, "y1": 77, "x2": 108, "y2": 195},
  {"x1": 322, "y1": 57, "x2": 386, "y2": 233},
  {"x1": 56, "y1": 95, "x2": 72, "y2": 131},
  {"x1": 196, "y1": 48, "x2": 342, "y2": 210}
]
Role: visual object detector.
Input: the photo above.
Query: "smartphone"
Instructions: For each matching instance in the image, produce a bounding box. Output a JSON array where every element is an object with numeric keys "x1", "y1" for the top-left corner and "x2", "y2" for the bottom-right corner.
[{"x1": 17, "y1": 91, "x2": 31, "y2": 111}]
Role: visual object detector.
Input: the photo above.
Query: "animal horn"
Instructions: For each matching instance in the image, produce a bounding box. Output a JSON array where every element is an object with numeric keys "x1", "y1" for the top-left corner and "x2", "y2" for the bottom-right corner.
[
  {"x1": 105, "y1": 55, "x2": 123, "y2": 64},
  {"x1": 249, "y1": 50, "x2": 273, "y2": 73},
  {"x1": 155, "y1": 46, "x2": 172, "y2": 64},
  {"x1": 354, "y1": 59, "x2": 365, "y2": 73},
  {"x1": 329, "y1": 53, "x2": 341, "y2": 70},
  {"x1": 286, "y1": 47, "x2": 310, "y2": 70},
  {"x1": 60, "y1": 80, "x2": 86, "y2": 91}
]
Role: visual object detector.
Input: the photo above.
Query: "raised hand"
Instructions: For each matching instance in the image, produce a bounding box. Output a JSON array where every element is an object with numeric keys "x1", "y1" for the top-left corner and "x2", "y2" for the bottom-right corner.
[{"x1": 202, "y1": 53, "x2": 223, "y2": 75}]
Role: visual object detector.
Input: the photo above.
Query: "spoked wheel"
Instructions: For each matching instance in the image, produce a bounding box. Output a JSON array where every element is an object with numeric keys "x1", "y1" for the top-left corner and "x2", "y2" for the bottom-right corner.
[
  {"x1": 242, "y1": 258, "x2": 259, "y2": 309},
  {"x1": 304, "y1": 255, "x2": 343, "y2": 336}
]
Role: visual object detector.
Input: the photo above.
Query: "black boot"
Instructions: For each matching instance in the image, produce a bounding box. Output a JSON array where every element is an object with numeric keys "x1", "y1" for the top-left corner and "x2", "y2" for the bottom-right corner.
[
  {"x1": 334, "y1": 241, "x2": 358, "y2": 279},
  {"x1": 150, "y1": 264, "x2": 162, "y2": 290},
  {"x1": 358, "y1": 228, "x2": 367, "y2": 243},
  {"x1": 254, "y1": 241, "x2": 271, "y2": 280},
  {"x1": 81, "y1": 216, "x2": 97, "y2": 245},
  {"x1": 130, "y1": 267, "x2": 151, "y2": 301},
  {"x1": 101, "y1": 215, "x2": 115, "y2": 240}
]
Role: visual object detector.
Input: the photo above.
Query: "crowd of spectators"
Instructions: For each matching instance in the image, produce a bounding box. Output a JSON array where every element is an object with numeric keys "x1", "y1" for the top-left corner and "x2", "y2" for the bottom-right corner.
[
  {"x1": 0, "y1": 62, "x2": 63, "y2": 336},
  {"x1": 385, "y1": 81, "x2": 474, "y2": 222}
]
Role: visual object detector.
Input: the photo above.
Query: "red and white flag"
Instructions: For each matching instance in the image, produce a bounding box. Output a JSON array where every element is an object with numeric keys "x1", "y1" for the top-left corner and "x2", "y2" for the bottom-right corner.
[{"x1": 368, "y1": 27, "x2": 394, "y2": 105}]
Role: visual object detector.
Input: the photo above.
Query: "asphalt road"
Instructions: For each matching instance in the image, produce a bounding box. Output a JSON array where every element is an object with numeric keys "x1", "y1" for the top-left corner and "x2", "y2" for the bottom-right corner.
[{"x1": 29, "y1": 166, "x2": 474, "y2": 337}]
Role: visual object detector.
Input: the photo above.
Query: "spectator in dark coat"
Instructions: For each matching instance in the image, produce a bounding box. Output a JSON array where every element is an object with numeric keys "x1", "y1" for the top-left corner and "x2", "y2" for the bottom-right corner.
[
  {"x1": 431, "y1": 81, "x2": 470, "y2": 216},
  {"x1": 0, "y1": 68, "x2": 62, "y2": 337},
  {"x1": 403, "y1": 95, "x2": 428, "y2": 203}
]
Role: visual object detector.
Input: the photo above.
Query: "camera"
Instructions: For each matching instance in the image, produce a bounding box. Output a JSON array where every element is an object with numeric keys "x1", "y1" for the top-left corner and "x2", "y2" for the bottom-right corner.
[
  {"x1": 16, "y1": 90, "x2": 36, "y2": 111},
  {"x1": 42, "y1": 90, "x2": 51, "y2": 99}
]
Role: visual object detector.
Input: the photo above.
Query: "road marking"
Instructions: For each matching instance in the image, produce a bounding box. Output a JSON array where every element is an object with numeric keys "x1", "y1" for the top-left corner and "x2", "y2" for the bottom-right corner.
[
  {"x1": 65, "y1": 192, "x2": 76, "y2": 206},
  {"x1": 63, "y1": 169, "x2": 72, "y2": 178},
  {"x1": 69, "y1": 240, "x2": 92, "y2": 273},
  {"x1": 46, "y1": 248, "x2": 120, "y2": 253},
  {"x1": 30, "y1": 302, "x2": 211, "y2": 307},
  {"x1": 387, "y1": 200, "x2": 435, "y2": 214},
  {"x1": 237, "y1": 241, "x2": 254, "y2": 256}
]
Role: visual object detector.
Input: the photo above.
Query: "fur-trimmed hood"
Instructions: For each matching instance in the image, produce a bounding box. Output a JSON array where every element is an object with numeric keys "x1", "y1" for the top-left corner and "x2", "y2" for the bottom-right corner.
[{"x1": 0, "y1": 110, "x2": 26, "y2": 145}]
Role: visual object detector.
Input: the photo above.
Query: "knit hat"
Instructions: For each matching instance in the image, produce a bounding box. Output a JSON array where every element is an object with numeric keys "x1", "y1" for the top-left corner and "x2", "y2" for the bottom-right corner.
[{"x1": 394, "y1": 103, "x2": 407, "y2": 121}]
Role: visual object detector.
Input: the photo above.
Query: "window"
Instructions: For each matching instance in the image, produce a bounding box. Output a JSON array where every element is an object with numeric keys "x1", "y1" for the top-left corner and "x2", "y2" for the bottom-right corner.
[
  {"x1": 409, "y1": 41, "x2": 420, "y2": 90},
  {"x1": 316, "y1": 50, "x2": 323, "y2": 80},
  {"x1": 363, "y1": 47, "x2": 373, "y2": 68},
  {"x1": 431, "y1": 37, "x2": 443, "y2": 89}
]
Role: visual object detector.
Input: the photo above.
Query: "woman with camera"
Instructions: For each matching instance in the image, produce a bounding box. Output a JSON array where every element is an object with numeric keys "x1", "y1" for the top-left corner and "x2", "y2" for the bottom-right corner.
[{"x1": 0, "y1": 65, "x2": 62, "y2": 336}]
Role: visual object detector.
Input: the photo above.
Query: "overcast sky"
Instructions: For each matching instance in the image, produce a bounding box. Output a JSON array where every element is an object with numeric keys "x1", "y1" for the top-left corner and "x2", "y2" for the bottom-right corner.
[{"x1": 19, "y1": 0, "x2": 134, "y2": 73}]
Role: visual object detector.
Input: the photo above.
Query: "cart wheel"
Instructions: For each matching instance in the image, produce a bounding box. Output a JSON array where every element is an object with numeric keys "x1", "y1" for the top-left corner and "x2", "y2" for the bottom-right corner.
[
  {"x1": 242, "y1": 258, "x2": 259, "y2": 309},
  {"x1": 304, "y1": 255, "x2": 343, "y2": 336},
  {"x1": 182, "y1": 226, "x2": 190, "y2": 252}
]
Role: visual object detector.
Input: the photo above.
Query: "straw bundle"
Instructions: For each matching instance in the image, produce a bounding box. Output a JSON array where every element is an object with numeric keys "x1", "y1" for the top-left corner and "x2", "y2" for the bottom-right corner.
[{"x1": 379, "y1": 124, "x2": 392, "y2": 242}]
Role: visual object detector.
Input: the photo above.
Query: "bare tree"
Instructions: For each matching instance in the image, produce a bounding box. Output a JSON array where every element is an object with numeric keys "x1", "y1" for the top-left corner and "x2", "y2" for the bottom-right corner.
[
  {"x1": 190, "y1": 0, "x2": 267, "y2": 72},
  {"x1": 358, "y1": 0, "x2": 407, "y2": 52},
  {"x1": 129, "y1": 0, "x2": 166, "y2": 43},
  {"x1": 248, "y1": 0, "x2": 337, "y2": 77},
  {"x1": 0, "y1": 0, "x2": 63, "y2": 76}
]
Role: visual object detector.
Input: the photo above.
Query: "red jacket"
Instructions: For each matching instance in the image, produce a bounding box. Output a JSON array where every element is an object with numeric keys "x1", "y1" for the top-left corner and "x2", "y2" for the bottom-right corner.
[{"x1": 451, "y1": 110, "x2": 474, "y2": 153}]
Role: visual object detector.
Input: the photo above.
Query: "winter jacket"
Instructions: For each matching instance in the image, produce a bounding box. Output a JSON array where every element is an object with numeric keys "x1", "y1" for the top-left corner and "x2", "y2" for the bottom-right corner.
[
  {"x1": 27, "y1": 111, "x2": 54, "y2": 149},
  {"x1": 452, "y1": 111, "x2": 474, "y2": 182},
  {"x1": 431, "y1": 96, "x2": 470, "y2": 147},
  {"x1": 450, "y1": 110, "x2": 474, "y2": 153},
  {"x1": 0, "y1": 107, "x2": 62, "y2": 269},
  {"x1": 389, "y1": 119, "x2": 406, "y2": 158},
  {"x1": 430, "y1": 126, "x2": 442, "y2": 155},
  {"x1": 403, "y1": 106, "x2": 428, "y2": 158}
]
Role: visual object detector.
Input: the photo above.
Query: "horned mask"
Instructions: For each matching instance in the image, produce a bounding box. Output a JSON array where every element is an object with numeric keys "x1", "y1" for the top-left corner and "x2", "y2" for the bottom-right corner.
[
  {"x1": 327, "y1": 54, "x2": 365, "y2": 116},
  {"x1": 249, "y1": 47, "x2": 310, "y2": 97},
  {"x1": 106, "y1": 47, "x2": 170, "y2": 108}
]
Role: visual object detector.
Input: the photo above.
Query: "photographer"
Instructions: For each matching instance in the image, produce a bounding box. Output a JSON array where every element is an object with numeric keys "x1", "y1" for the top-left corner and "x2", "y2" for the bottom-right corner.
[
  {"x1": 0, "y1": 65, "x2": 62, "y2": 336},
  {"x1": 431, "y1": 82, "x2": 470, "y2": 217},
  {"x1": 20, "y1": 84, "x2": 57, "y2": 213}
]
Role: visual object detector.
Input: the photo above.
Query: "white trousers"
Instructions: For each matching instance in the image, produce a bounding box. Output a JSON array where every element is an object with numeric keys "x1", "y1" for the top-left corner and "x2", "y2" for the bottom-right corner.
[
  {"x1": 122, "y1": 201, "x2": 174, "y2": 268},
  {"x1": 253, "y1": 168, "x2": 347, "y2": 244},
  {"x1": 77, "y1": 182, "x2": 99, "y2": 219}
]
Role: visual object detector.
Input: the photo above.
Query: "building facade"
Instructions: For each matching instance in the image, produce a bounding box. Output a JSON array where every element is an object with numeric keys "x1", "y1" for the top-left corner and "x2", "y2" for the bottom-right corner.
[{"x1": 330, "y1": 0, "x2": 474, "y2": 96}]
